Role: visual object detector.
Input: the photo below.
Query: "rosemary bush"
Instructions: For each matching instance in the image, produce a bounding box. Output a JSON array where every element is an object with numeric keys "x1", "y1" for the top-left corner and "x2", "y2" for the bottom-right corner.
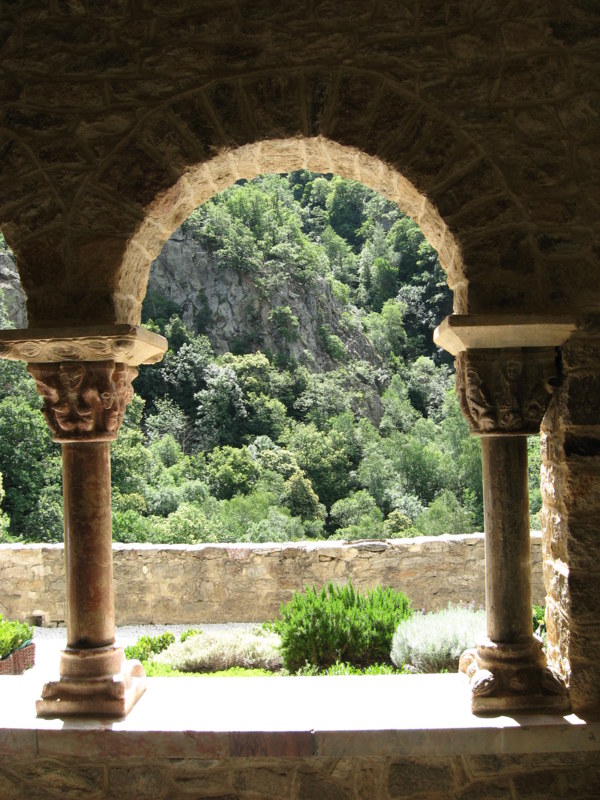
[{"x1": 269, "y1": 581, "x2": 412, "y2": 673}]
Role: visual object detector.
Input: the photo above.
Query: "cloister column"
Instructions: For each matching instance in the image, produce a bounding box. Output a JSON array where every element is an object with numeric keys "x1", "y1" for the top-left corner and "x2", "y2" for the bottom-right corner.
[
  {"x1": 0, "y1": 325, "x2": 166, "y2": 717},
  {"x1": 435, "y1": 316, "x2": 574, "y2": 714}
]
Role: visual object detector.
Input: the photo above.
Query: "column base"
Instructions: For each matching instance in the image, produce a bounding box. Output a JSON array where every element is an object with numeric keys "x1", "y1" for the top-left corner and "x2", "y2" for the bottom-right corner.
[
  {"x1": 460, "y1": 638, "x2": 570, "y2": 715},
  {"x1": 36, "y1": 646, "x2": 146, "y2": 718}
]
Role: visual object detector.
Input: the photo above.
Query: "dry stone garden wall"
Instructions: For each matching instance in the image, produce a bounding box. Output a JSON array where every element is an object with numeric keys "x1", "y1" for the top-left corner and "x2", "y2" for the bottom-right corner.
[{"x1": 0, "y1": 533, "x2": 544, "y2": 626}]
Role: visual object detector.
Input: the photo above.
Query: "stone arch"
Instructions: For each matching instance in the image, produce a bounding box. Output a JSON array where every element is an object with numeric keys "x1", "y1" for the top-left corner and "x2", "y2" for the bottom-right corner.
[
  {"x1": 0, "y1": 1, "x2": 597, "y2": 720},
  {"x1": 115, "y1": 135, "x2": 468, "y2": 326},
  {"x1": 1, "y1": 69, "x2": 530, "y2": 328}
]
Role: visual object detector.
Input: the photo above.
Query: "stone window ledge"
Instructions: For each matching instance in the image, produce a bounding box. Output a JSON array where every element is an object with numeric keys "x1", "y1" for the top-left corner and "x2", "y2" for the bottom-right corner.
[{"x1": 1, "y1": 673, "x2": 598, "y2": 760}]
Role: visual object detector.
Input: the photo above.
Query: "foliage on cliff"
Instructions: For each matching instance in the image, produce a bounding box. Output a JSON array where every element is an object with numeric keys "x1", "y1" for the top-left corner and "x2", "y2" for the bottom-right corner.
[{"x1": 0, "y1": 173, "x2": 542, "y2": 542}]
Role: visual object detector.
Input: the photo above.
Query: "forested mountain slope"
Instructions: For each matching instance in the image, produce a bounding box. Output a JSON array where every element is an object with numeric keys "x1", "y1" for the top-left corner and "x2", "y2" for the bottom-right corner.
[{"x1": 0, "y1": 173, "x2": 542, "y2": 545}]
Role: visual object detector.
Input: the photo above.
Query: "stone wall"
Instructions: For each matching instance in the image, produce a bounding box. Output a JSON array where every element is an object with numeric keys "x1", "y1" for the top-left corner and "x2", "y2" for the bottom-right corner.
[
  {"x1": 0, "y1": 4, "x2": 597, "y2": 329},
  {"x1": 2, "y1": 752, "x2": 599, "y2": 800},
  {"x1": 541, "y1": 329, "x2": 600, "y2": 713},
  {"x1": 0, "y1": 533, "x2": 545, "y2": 626}
]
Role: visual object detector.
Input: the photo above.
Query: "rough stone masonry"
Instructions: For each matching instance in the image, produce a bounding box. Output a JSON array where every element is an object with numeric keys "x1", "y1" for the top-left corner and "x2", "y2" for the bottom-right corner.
[{"x1": 0, "y1": 533, "x2": 544, "y2": 626}]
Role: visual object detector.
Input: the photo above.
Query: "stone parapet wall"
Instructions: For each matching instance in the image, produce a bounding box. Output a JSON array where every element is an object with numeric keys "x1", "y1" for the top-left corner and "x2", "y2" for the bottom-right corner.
[{"x1": 0, "y1": 533, "x2": 544, "y2": 626}]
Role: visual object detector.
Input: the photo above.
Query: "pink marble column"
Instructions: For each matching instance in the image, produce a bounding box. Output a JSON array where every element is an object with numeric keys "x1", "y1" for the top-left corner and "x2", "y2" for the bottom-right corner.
[
  {"x1": 63, "y1": 441, "x2": 116, "y2": 649},
  {"x1": 28, "y1": 361, "x2": 145, "y2": 717}
]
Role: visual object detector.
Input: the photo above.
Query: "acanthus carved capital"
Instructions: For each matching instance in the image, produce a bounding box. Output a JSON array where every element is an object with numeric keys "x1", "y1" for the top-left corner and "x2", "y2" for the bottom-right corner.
[
  {"x1": 455, "y1": 348, "x2": 558, "y2": 436},
  {"x1": 27, "y1": 361, "x2": 137, "y2": 443}
]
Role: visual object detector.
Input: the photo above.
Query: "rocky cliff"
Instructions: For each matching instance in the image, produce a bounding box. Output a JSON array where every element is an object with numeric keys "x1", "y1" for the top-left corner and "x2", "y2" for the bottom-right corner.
[
  {"x1": 0, "y1": 229, "x2": 386, "y2": 418},
  {"x1": 0, "y1": 249, "x2": 27, "y2": 328},
  {"x1": 148, "y1": 226, "x2": 382, "y2": 375},
  {"x1": 1, "y1": 228, "x2": 380, "y2": 379}
]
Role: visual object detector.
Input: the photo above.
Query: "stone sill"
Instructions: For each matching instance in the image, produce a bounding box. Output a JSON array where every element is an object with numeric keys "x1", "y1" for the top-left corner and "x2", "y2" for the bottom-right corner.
[{"x1": 1, "y1": 673, "x2": 598, "y2": 760}]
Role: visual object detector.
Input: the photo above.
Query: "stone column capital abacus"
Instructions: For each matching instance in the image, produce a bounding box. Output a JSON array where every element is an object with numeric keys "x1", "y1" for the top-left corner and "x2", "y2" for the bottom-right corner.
[
  {"x1": 0, "y1": 324, "x2": 167, "y2": 367},
  {"x1": 434, "y1": 314, "x2": 577, "y2": 436}
]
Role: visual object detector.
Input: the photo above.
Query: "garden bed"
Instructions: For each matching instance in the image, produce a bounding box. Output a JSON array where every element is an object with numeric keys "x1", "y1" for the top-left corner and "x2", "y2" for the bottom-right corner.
[{"x1": 0, "y1": 641, "x2": 35, "y2": 675}]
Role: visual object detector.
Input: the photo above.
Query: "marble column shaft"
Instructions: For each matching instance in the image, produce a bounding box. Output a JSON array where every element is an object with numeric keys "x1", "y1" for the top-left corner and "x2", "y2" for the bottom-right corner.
[
  {"x1": 27, "y1": 359, "x2": 146, "y2": 716},
  {"x1": 482, "y1": 436, "x2": 532, "y2": 644},
  {"x1": 63, "y1": 442, "x2": 115, "y2": 650}
]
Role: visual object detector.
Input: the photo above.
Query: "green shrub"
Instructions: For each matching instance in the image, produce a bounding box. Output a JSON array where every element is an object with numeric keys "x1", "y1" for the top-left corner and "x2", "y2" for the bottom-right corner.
[
  {"x1": 269, "y1": 581, "x2": 412, "y2": 673},
  {"x1": 390, "y1": 605, "x2": 485, "y2": 673},
  {"x1": 0, "y1": 615, "x2": 34, "y2": 660},
  {"x1": 319, "y1": 325, "x2": 347, "y2": 361},
  {"x1": 156, "y1": 627, "x2": 282, "y2": 672},
  {"x1": 533, "y1": 605, "x2": 546, "y2": 637},
  {"x1": 124, "y1": 631, "x2": 175, "y2": 661},
  {"x1": 180, "y1": 628, "x2": 203, "y2": 643}
]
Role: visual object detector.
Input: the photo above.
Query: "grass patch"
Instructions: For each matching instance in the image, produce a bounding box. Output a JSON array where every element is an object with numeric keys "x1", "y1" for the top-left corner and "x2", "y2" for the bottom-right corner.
[{"x1": 142, "y1": 661, "x2": 275, "y2": 678}]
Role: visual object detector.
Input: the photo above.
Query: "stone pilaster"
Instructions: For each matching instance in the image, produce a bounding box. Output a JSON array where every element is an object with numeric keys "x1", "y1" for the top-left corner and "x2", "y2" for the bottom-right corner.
[
  {"x1": 435, "y1": 317, "x2": 574, "y2": 714},
  {"x1": 540, "y1": 325, "x2": 600, "y2": 714},
  {"x1": 0, "y1": 326, "x2": 166, "y2": 718}
]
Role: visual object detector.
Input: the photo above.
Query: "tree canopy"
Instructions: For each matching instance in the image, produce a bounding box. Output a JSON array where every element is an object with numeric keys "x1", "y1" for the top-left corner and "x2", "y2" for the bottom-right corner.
[{"x1": 0, "y1": 173, "x2": 542, "y2": 544}]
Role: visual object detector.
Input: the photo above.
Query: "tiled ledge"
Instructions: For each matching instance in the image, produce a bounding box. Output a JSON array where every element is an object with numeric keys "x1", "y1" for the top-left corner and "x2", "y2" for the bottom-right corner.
[{"x1": 1, "y1": 673, "x2": 599, "y2": 760}]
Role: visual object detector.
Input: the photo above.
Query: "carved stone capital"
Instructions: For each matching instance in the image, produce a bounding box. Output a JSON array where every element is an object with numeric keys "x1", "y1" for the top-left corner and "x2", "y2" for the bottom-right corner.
[
  {"x1": 459, "y1": 638, "x2": 569, "y2": 714},
  {"x1": 27, "y1": 360, "x2": 137, "y2": 442},
  {"x1": 455, "y1": 348, "x2": 558, "y2": 436}
]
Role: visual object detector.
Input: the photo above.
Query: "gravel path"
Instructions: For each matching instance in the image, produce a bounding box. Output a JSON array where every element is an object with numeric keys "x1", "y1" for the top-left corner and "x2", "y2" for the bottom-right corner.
[{"x1": 33, "y1": 622, "x2": 261, "y2": 644}]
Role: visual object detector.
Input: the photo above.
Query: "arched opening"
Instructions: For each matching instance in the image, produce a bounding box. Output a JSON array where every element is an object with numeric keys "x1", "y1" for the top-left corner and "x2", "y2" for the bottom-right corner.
[
  {"x1": 0, "y1": 2, "x2": 597, "y2": 789},
  {"x1": 115, "y1": 138, "x2": 467, "y2": 327},
  {"x1": 124, "y1": 167, "x2": 476, "y2": 551}
]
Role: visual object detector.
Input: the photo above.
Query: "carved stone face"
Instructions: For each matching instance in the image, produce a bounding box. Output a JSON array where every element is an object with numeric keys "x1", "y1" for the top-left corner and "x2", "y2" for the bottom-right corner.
[
  {"x1": 27, "y1": 360, "x2": 137, "y2": 442},
  {"x1": 503, "y1": 361, "x2": 522, "y2": 382},
  {"x1": 56, "y1": 364, "x2": 95, "y2": 433},
  {"x1": 456, "y1": 348, "x2": 558, "y2": 436}
]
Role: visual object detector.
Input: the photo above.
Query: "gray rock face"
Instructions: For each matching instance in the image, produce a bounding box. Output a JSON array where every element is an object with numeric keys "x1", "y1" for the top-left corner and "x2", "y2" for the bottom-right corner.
[
  {"x1": 148, "y1": 227, "x2": 386, "y2": 422},
  {"x1": 0, "y1": 250, "x2": 27, "y2": 328},
  {"x1": 148, "y1": 226, "x2": 380, "y2": 373}
]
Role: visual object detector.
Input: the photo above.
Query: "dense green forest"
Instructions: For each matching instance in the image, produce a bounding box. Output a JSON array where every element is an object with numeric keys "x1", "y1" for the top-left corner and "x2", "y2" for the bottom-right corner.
[{"x1": 0, "y1": 172, "x2": 542, "y2": 544}]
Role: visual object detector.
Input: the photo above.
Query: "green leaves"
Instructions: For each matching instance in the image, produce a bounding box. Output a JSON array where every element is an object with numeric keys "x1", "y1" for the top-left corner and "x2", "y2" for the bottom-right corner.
[
  {"x1": 124, "y1": 632, "x2": 175, "y2": 662},
  {"x1": 0, "y1": 616, "x2": 33, "y2": 660},
  {"x1": 270, "y1": 582, "x2": 412, "y2": 673}
]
